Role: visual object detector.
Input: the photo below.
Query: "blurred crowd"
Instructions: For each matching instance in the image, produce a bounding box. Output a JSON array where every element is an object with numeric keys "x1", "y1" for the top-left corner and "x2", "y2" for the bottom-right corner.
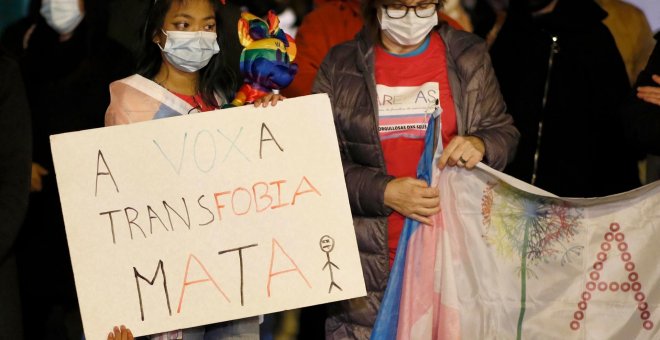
[{"x1": 0, "y1": 0, "x2": 659, "y2": 339}]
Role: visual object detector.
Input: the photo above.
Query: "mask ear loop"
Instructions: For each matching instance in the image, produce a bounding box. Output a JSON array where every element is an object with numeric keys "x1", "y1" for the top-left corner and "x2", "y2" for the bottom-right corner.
[{"x1": 155, "y1": 29, "x2": 169, "y2": 50}]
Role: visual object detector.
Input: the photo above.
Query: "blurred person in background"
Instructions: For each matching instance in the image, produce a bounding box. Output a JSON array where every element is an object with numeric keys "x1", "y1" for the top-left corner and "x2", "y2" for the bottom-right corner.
[
  {"x1": 281, "y1": 0, "x2": 363, "y2": 98},
  {"x1": 0, "y1": 46, "x2": 32, "y2": 340},
  {"x1": 232, "y1": 0, "x2": 313, "y2": 36},
  {"x1": 596, "y1": 0, "x2": 654, "y2": 85},
  {"x1": 490, "y1": 0, "x2": 641, "y2": 197},
  {"x1": 595, "y1": 0, "x2": 657, "y2": 185},
  {"x1": 442, "y1": 0, "x2": 517, "y2": 46},
  {"x1": 441, "y1": 0, "x2": 472, "y2": 31},
  {"x1": 1, "y1": 0, "x2": 133, "y2": 338},
  {"x1": 625, "y1": 33, "x2": 660, "y2": 182}
]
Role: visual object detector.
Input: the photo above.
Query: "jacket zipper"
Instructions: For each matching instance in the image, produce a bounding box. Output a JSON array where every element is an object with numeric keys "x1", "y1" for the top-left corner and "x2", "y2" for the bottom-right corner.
[{"x1": 531, "y1": 34, "x2": 560, "y2": 185}]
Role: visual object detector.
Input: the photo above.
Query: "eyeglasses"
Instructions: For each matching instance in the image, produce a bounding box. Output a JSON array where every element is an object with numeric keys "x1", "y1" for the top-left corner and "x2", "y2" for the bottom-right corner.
[{"x1": 382, "y1": 3, "x2": 439, "y2": 19}]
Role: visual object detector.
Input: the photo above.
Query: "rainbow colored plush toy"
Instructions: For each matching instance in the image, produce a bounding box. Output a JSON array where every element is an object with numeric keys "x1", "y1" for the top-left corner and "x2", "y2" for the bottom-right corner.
[{"x1": 230, "y1": 11, "x2": 297, "y2": 106}]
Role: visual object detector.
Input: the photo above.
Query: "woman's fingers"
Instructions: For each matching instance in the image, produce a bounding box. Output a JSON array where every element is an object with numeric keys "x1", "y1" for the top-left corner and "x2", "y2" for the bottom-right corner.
[
  {"x1": 438, "y1": 136, "x2": 485, "y2": 169},
  {"x1": 270, "y1": 93, "x2": 283, "y2": 106},
  {"x1": 438, "y1": 137, "x2": 460, "y2": 169},
  {"x1": 113, "y1": 326, "x2": 121, "y2": 339},
  {"x1": 108, "y1": 325, "x2": 132, "y2": 340},
  {"x1": 637, "y1": 86, "x2": 660, "y2": 106},
  {"x1": 384, "y1": 177, "x2": 441, "y2": 225},
  {"x1": 652, "y1": 74, "x2": 660, "y2": 85},
  {"x1": 410, "y1": 213, "x2": 433, "y2": 226},
  {"x1": 253, "y1": 93, "x2": 286, "y2": 107},
  {"x1": 464, "y1": 149, "x2": 482, "y2": 169},
  {"x1": 449, "y1": 142, "x2": 472, "y2": 168},
  {"x1": 415, "y1": 204, "x2": 441, "y2": 216}
]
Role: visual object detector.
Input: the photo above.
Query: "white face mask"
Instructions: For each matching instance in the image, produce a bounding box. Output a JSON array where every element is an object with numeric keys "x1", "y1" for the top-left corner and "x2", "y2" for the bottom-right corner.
[
  {"x1": 379, "y1": 8, "x2": 438, "y2": 46},
  {"x1": 159, "y1": 30, "x2": 220, "y2": 73},
  {"x1": 40, "y1": 0, "x2": 84, "y2": 35}
]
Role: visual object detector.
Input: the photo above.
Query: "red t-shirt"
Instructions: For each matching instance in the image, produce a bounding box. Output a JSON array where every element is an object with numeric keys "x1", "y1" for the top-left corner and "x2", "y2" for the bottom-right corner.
[
  {"x1": 375, "y1": 32, "x2": 458, "y2": 266},
  {"x1": 172, "y1": 92, "x2": 218, "y2": 112}
]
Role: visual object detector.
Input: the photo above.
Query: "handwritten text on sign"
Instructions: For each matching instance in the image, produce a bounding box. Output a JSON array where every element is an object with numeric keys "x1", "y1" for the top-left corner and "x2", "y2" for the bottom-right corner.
[{"x1": 50, "y1": 94, "x2": 365, "y2": 339}]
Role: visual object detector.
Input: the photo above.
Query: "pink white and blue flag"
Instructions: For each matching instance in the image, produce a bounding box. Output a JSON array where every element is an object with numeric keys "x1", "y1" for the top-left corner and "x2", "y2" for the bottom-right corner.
[{"x1": 372, "y1": 122, "x2": 660, "y2": 339}]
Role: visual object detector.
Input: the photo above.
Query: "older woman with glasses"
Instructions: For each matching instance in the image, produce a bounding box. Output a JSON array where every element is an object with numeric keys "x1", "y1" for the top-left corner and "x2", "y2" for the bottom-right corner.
[{"x1": 313, "y1": 0, "x2": 519, "y2": 338}]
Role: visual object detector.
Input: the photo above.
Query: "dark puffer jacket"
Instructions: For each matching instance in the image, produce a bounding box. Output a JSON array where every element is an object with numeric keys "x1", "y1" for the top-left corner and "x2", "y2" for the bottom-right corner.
[{"x1": 312, "y1": 24, "x2": 519, "y2": 339}]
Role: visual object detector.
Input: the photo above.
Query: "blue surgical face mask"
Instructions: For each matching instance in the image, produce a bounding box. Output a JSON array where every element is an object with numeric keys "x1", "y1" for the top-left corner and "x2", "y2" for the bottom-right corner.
[
  {"x1": 40, "y1": 0, "x2": 84, "y2": 35},
  {"x1": 159, "y1": 30, "x2": 220, "y2": 73}
]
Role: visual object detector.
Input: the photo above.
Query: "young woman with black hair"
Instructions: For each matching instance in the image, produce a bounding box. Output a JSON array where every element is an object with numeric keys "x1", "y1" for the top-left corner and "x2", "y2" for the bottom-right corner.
[
  {"x1": 105, "y1": 0, "x2": 281, "y2": 126},
  {"x1": 104, "y1": 0, "x2": 281, "y2": 338}
]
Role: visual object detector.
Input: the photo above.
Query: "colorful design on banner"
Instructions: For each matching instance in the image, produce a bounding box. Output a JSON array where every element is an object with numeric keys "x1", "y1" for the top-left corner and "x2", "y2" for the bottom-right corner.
[{"x1": 481, "y1": 181, "x2": 583, "y2": 340}]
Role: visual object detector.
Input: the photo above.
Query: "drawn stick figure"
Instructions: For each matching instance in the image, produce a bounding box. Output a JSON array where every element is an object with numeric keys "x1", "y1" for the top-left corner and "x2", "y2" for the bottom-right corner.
[{"x1": 320, "y1": 235, "x2": 342, "y2": 293}]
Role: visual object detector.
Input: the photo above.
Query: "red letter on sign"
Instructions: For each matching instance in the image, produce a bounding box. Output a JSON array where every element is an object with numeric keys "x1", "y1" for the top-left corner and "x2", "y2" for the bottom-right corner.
[
  {"x1": 177, "y1": 253, "x2": 230, "y2": 313},
  {"x1": 291, "y1": 176, "x2": 321, "y2": 205},
  {"x1": 253, "y1": 181, "x2": 273, "y2": 212},
  {"x1": 570, "y1": 223, "x2": 653, "y2": 331},
  {"x1": 213, "y1": 191, "x2": 230, "y2": 221},
  {"x1": 266, "y1": 238, "x2": 312, "y2": 297}
]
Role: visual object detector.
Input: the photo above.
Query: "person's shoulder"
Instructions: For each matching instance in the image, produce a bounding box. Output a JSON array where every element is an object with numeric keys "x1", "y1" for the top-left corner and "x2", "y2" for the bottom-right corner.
[
  {"x1": 309, "y1": 0, "x2": 359, "y2": 16},
  {"x1": 0, "y1": 53, "x2": 19, "y2": 76},
  {"x1": 324, "y1": 38, "x2": 360, "y2": 63},
  {"x1": 606, "y1": 0, "x2": 646, "y2": 17},
  {"x1": 329, "y1": 38, "x2": 359, "y2": 51},
  {"x1": 438, "y1": 25, "x2": 487, "y2": 61},
  {"x1": 298, "y1": 4, "x2": 361, "y2": 39},
  {"x1": 108, "y1": 74, "x2": 148, "y2": 102},
  {"x1": 0, "y1": 52, "x2": 25, "y2": 90},
  {"x1": 109, "y1": 74, "x2": 144, "y2": 88}
]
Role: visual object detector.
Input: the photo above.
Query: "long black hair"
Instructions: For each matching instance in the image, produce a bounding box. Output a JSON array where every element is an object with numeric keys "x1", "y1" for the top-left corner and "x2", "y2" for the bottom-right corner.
[{"x1": 137, "y1": 0, "x2": 236, "y2": 106}]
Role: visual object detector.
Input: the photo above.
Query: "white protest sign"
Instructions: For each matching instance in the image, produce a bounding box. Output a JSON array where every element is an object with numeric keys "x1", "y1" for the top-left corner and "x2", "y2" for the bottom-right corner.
[{"x1": 50, "y1": 94, "x2": 365, "y2": 338}]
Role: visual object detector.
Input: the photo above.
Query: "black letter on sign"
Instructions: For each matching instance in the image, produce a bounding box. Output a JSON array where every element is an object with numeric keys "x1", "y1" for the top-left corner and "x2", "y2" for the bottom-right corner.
[
  {"x1": 163, "y1": 198, "x2": 191, "y2": 230},
  {"x1": 259, "y1": 123, "x2": 284, "y2": 159},
  {"x1": 218, "y1": 244, "x2": 258, "y2": 306},
  {"x1": 134, "y1": 260, "x2": 172, "y2": 321},
  {"x1": 124, "y1": 207, "x2": 147, "y2": 240},
  {"x1": 95, "y1": 150, "x2": 119, "y2": 196},
  {"x1": 197, "y1": 195, "x2": 215, "y2": 226},
  {"x1": 99, "y1": 209, "x2": 121, "y2": 244}
]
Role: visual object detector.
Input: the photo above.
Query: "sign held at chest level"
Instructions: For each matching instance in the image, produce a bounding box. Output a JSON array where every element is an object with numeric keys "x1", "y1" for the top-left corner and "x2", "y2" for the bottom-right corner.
[{"x1": 50, "y1": 94, "x2": 365, "y2": 339}]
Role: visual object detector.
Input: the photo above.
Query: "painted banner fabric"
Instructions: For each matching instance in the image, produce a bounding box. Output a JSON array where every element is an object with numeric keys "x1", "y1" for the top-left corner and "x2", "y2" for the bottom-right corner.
[
  {"x1": 375, "y1": 161, "x2": 660, "y2": 339},
  {"x1": 50, "y1": 94, "x2": 365, "y2": 339}
]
